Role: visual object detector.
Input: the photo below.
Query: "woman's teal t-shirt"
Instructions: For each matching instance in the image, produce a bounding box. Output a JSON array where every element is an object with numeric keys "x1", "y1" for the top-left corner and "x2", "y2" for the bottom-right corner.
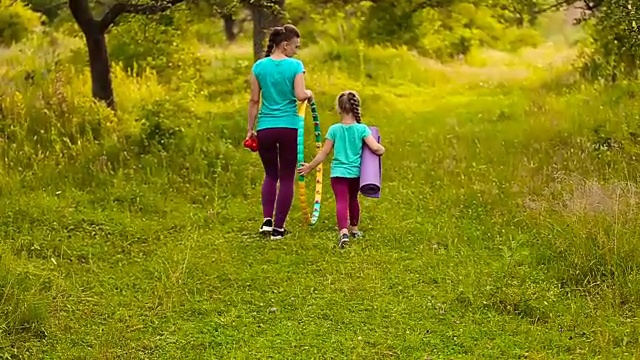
[
  {"x1": 326, "y1": 123, "x2": 372, "y2": 178},
  {"x1": 252, "y1": 57, "x2": 305, "y2": 131}
]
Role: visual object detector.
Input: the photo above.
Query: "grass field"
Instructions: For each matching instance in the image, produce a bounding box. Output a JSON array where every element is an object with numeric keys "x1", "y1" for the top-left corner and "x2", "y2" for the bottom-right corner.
[{"x1": 2, "y1": 35, "x2": 640, "y2": 358}]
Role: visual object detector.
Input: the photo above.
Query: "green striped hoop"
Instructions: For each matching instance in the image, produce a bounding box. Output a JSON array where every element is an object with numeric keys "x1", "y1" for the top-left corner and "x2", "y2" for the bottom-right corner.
[{"x1": 296, "y1": 100, "x2": 323, "y2": 225}]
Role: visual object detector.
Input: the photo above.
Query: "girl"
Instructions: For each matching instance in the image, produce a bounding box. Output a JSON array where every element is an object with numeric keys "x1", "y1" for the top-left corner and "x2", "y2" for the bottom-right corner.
[
  {"x1": 298, "y1": 90, "x2": 385, "y2": 248},
  {"x1": 246, "y1": 24, "x2": 314, "y2": 240}
]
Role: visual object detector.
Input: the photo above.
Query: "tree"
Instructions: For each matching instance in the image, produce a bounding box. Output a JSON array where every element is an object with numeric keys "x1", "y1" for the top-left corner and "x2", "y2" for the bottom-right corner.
[
  {"x1": 246, "y1": 0, "x2": 284, "y2": 61},
  {"x1": 196, "y1": 0, "x2": 284, "y2": 59},
  {"x1": 484, "y1": 0, "x2": 546, "y2": 26},
  {"x1": 221, "y1": 12, "x2": 237, "y2": 41},
  {"x1": 68, "y1": 0, "x2": 185, "y2": 109},
  {"x1": 199, "y1": 0, "x2": 246, "y2": 42},
  {"x1": 575, "y1": 0, "x2": 639, "y2": 81}
]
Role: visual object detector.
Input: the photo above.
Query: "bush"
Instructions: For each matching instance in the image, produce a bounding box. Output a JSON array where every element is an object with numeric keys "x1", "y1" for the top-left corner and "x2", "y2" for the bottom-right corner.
[
  {"x1": 415, "y1": 4, "x2": 543, "y2": 59},
  {"x1": 0, "y1": 0, "x2": 43, "y2": 46},
  {"x1": 107, "y1": 13, "x2": 205, "y2": 82},
  {"x1": 575, "y1": 1, "x2": 640, "y2": 82},
  {"x1": 0, "y1": 63, "x2": 119, "y2": 175}
]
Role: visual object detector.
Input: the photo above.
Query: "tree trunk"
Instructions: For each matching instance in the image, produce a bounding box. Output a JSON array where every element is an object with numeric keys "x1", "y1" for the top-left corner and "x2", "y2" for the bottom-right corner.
[
  {"x1": 85, "y1": 30, "x2": 115, "y2": 109},
  {"x1": 222, "y1": 13, "x2": 237, "y2": 42},
  {"x1": 250, "y1": 5, "x2": 268, "y2": 62},
  {"x1": 249, "y1": 0, "x2": 285, "y2": 62},
  {"x1": 69, "y1": 0, "x2": 185, "y2": 110},
  {"x1": 69, "y1": 0, "x2": 116, "y2": 110}
]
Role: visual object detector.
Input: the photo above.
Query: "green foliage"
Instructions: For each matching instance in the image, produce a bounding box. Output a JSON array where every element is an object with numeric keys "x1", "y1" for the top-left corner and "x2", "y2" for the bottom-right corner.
[
  {"x1": 23, "y1": 0, "x2": 64, "y2": 22},
  {"x1": 414, "y1": 3, "x2": 544, "y2": 59},
  {"x1": 4, "y1": 1, "x2": 640, "y2": 357},
  {"x1": 358, "y1": 0, "x2": 437, "y2": 47},
  {"x1": 0, "y1": 0, "x2": 43, "y2": 46},
  {"x1": 107, "y1": 12, "x2": 206, "y2": 81},
  {"x1": 290, "y1": 0, "x2": 545, "y2": 60},
  {"x1": 577, "y1": 0, "x2": 640, "y2": 81},
  {"x1": 286, "y1": 0, "x2": 370, "y2": 45},
  {"x1": 0, "y1": 63, "x2": 118, "y2": 176},
  {"x1": 3, "y1": 38, "x2": 640, "y2": 356},
  {"x1": 485, "y1": 0, "x2": 547, "y2": 26}
]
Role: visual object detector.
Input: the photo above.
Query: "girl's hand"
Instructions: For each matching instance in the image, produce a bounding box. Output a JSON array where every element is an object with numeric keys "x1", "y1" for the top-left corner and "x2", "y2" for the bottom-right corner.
[
  {"x1": 297, "y1": 163, "x2": 313, "y2": 175},
  {"x1": 305, "y1": 90, "x2": 314, "y2": 103}
]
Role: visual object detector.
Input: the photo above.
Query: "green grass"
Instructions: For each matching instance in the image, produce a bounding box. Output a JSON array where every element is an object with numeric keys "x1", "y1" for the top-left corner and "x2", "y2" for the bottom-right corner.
[{"x1": 2, "y1": 36, "x2": 640, "y2": 358}]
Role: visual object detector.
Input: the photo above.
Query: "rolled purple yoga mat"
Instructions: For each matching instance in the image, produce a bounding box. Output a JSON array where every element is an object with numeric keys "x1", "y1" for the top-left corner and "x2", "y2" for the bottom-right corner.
[{"x1": 360, "y1": 126, "x2": 382, "y2": 198}]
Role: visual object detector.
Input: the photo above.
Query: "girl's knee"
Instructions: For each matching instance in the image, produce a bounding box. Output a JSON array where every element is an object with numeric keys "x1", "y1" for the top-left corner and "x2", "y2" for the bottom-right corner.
[{"x1": 334, "y1": 198, "x2": 344, "y2": 210}]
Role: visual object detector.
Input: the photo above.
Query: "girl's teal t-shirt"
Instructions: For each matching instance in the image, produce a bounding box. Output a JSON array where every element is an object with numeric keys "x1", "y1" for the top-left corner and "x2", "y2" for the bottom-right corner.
[
  {"x1": 252, "y1": 57, "x2": 305, "y2": 131},
  {"x1": 326, "y1": 123, "x2": 372, "y2": 178}
]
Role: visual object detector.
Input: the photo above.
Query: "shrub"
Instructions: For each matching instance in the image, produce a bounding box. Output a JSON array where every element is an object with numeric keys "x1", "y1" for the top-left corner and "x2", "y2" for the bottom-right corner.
[
  {"x1": 575, "y1": 0, "x2": 640, "y2": 82},
  {"x1": 0, "y1": 0, "x2": 43, "y2": 46},
  {"x1": 107, "y1": 13, "x2": 205, "y2": 82}
]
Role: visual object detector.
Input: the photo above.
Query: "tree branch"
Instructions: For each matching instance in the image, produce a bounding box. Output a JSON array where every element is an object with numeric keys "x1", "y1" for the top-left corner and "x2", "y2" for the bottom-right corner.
[
  {"x1": 98, "y1": 0, "x2": 185, "y2": 32},
  {"x1": 69, "y1": 0, "x2": 98, "y2": 32},
  {"x1": 36, "y1": 1, "x2": 68, "y2": 12},
  {"x1": 578, "y1": 0, "x2": 604, "y2": 12},
  {"x1": 535, "y1": 0, "x2": 604, "y2": 15},
  {"x1": 534, "y1": 0, "x2": 567, "y2": 14}
]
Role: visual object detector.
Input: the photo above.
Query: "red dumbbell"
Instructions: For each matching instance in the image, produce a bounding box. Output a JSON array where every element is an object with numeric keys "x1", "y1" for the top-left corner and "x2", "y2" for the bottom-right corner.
[{"x1": 243, "y1": 137, "x2": 258, "y2": 152}]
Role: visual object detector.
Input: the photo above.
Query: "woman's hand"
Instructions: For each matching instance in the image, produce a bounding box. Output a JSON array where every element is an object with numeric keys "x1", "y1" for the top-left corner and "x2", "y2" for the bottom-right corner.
[
  {"x1": 245, "y1": 130, "x2": 257, "y2": 141},
  {"x1": 297, "y1": 163, "x2": 313, "y2": 176},
  {"x1": 305, "y1": 90, "x2": 314, "y2": 103}
]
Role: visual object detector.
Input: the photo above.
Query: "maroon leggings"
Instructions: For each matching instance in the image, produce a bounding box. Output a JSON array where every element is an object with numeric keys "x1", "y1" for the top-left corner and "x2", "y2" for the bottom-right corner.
[
  {"x1": 257, "y1": 128, "x2": 298, "y2": 229},
  {"x1": 331, "y1": 177, "x2": 361, "y2": 230}
]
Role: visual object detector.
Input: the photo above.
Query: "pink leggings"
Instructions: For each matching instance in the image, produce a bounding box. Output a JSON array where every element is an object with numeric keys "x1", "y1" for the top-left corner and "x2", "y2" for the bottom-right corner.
[{"x1": 331, "y1": 177, "x2": 360, "y2": 230}]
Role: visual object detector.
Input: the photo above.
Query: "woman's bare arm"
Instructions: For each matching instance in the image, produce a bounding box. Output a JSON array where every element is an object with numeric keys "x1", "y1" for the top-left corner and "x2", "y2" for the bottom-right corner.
[
  {"x1": 293, "y1": 73, "x2": 312, "y2": 102},
  {"x1": 247, "y1": 73, "x2": 261, "y2": 133}
]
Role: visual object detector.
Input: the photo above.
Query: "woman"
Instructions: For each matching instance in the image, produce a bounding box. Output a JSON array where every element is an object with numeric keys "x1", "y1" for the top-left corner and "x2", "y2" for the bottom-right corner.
[{"x1": 246, "y1": 24, "x2": 313, "y2": 240}]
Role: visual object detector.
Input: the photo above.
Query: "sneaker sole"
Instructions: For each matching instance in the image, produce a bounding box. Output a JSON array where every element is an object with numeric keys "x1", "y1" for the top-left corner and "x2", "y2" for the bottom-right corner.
[
  {"x1": 338, "y1": 239, "x2": 350, "y2": 249},
  {"x1": 259, "y1": 226, "x2": 273, "y2": 234}
]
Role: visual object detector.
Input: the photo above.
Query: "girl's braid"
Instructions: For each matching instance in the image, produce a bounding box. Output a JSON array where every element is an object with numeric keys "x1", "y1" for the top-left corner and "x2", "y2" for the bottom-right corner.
[{"x1": 347, "y1": 92, "x2": 362, "y2": 123}]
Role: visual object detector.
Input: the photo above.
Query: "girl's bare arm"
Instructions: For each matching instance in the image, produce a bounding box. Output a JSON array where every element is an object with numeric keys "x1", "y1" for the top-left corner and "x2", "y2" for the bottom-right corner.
[
  {"x1": 363, "y1": 135, "x2": 385, "y2": 155},
  {"x1": 307, "y1": 140, "x2": 334, "y2": 169}
]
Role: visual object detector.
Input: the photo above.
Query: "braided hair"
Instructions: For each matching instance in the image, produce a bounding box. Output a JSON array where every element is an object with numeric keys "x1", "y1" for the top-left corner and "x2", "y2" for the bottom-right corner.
[
  {"x1": 264, "y1": 24, "x2": 301, "y2": 58},
  {"x1": 264, "y1": 27, "x2": 284, "y2": 57},
  {"x1": 337, "y1": 90, "x2": 362, "y2": 123}
]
